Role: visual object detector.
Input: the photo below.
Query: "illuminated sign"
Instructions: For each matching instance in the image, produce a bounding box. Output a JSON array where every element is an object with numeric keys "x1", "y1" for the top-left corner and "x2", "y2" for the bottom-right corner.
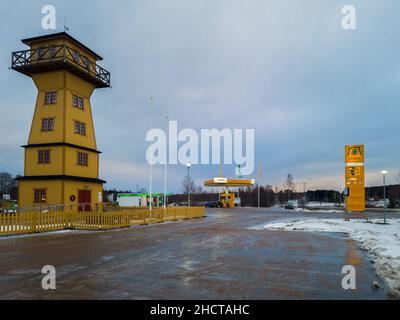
[
  {"x1": 213, "y1": 177, "x2": 228, "y2": 184},
  {"x1": 345, "y1": 145, "x2": 365, "y2": 212}
]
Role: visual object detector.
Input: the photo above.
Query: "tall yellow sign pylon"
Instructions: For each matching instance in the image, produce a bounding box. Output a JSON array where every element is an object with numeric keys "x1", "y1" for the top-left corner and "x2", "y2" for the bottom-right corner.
[{"x1": 345, "y1": 145, "x2": 365, "y2": 212}]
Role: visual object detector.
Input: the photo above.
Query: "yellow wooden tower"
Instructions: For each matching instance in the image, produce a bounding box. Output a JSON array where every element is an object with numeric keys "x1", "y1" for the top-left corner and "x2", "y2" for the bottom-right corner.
[{"x1": 11, "y1": 32, "x2": 110, "y2": 210}]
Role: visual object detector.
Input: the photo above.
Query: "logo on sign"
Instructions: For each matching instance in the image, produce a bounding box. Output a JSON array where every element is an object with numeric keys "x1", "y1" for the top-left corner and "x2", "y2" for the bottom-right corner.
[{"x1": 345, "y1": 145, "x2": 364, "y2": 163}]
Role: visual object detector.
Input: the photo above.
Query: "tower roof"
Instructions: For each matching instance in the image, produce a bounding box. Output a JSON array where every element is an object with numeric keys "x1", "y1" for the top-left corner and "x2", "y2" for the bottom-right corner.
[{"x1": 21, "y1": 32, "x2": 103, "y2": 61}]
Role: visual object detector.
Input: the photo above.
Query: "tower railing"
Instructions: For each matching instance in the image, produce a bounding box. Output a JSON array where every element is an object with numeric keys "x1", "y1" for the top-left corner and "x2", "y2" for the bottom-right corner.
[{"x1": 11, "y1": 45, "x2": 110, "y2": 88}]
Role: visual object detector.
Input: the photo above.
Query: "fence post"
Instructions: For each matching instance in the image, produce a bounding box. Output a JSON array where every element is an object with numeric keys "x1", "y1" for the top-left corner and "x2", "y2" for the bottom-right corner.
[
  {"x1": 98, "y1": 211, "x2": 102, "y2": 230},
  {"x1": 31, "y1": 211, "x2": 37, "y2": 234},
  {"x1": 71, "y1": 208, "x2": 76, "y2": 230},
  {"x1": 143, "y1": 209, "x2": 146, "y2": 225},
  {"x1": 68, "y1": 208, "x2": 72, "y2": 230},
  {"x1": 64, "y1": 206, "x2": 68, "y2": 230}
]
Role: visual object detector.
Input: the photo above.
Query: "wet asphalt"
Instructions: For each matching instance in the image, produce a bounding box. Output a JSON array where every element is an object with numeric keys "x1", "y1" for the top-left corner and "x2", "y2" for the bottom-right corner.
[{"x1": 0, "y1": 207, "x2": 396, "y2": 300}]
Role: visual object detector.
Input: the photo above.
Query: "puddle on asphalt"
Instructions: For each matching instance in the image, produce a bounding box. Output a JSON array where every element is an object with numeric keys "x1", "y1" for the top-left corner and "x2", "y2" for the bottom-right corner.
[{"x1": 102, "y1": 256, "x2": 115, "y2": 262}]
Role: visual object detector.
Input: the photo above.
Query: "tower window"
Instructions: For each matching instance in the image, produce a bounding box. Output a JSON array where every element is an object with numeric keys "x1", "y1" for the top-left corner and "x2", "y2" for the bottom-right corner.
[
  {"x1": 38, "y1": 150, "x2": 51, "y2": 164},
  {"x1": 74, "y1": 121, "x2": 80, "y2": 133},
  {"x1": 50, "y1": 46, "x2": 56, "y2": 59},
  {"x1": 80, "y1": 122, "x2": 86, "y2": 135},
  {"x1": 74, "y1": 51, "x2": 79, "y2": 63},
  {"x1": 73, "y1": 95, "x2": 84, "y2": 110},
  {"x1": 78, "y1": 97, "x2": 84, "y2": 109},
  {"x1": 44, "y1": 91, "x2": 57, "y2": 104},
  {"x1": 74, "y1": 121, "x2": 86, "y2": 135},
  {"x1": 38, "y1": 47, "x2": 46, "y2": 59},
  {"x1": 42, "y1": 118, "x2": 54, "y2": 131},
  {"x1": 34, "y1": 189, "x2": 47, "y2": 203},
  {"x1": 82, "y1": 56, "x2": 89, "y2": 70},
  {"x1": 77, "y1": 152, "x2": 88, "y2": 166}
]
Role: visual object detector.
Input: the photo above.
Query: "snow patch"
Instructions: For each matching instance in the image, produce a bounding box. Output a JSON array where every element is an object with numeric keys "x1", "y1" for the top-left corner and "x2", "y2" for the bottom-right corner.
[
  {"x1": 295, "y1": 208, "x2": 344, "y2": 213},
  {"x1": 305, "y1": 202, "x2": 339, "y2": 208},
  {"x1": 264, "y1": 218, "x2": 400, "y2": 297}
]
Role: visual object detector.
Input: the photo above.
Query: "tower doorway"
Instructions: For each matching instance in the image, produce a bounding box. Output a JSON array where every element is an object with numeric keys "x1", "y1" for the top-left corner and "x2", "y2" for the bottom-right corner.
[{"x1": 78, "y1": 190, "x2": 91, "y2": 212}]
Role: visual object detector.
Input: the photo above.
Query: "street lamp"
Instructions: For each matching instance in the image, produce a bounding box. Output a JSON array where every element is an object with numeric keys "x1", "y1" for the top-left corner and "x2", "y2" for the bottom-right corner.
[
  {"x1": 149, "y1": 97, "x2": 154, "y2": 215},
  {"x1": 257, "y1": 162, "x2": 261, "y2": 209},
  {"x1": 164, "y1": 116, "x2": 169, "y2": 210},
  {"x1": 381, "y1": 170, "x2": 388, "y2": 224},
  {"x1": 186, "y1": 162, "x2": 192, "y2": 207}
]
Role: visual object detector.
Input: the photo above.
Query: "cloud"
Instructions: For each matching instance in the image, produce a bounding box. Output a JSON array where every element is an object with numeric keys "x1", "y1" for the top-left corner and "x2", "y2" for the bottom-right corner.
[{"x1": 1, "y1": 0, "x2": 399, "y2": 192}]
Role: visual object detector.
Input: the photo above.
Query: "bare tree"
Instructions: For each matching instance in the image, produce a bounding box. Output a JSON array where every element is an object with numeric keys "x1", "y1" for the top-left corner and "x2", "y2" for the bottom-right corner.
[
  {"x1": 0, "y1": 172, "x2": 17, "y2": 195},
  {"x1": 274, "y1": 184, "x2": 280, "y2": 204},
  {"x1": 181, "y1": 175, "x2": 198, "y2": 195},
  {"x1": 283, "y1": 174, "x2": 296, "y2": 200},
  {"x1": 265, "y1": 184, "x2": 273, "y2": 207}
]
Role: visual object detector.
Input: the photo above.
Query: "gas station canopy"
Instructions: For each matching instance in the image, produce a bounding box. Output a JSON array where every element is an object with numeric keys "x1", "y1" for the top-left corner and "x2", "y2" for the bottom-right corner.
[{"x1": 204, "y1": 177, "x2": 255, "y2": 187}]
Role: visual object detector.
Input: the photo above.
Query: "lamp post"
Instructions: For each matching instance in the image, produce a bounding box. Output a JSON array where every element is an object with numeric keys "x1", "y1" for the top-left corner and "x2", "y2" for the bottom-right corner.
[
  {"x1": 381, "y1": 170, "x2": 388, "y2": 224},
  {"x1": 164, "y1": 159, "x2": 167, "y2": 210},
  {"x1": 187, "y1": 162, "x2": 192, "y2": 207},
  {"x1": 149, "y1": 97, "x2": 154, "y2": 215},
  {"x1": 258, "y1": 162, "x2": 261, "y2": 208},
  {"x1": 164, "y1": 116, "x2": 168, "y2": 210}
]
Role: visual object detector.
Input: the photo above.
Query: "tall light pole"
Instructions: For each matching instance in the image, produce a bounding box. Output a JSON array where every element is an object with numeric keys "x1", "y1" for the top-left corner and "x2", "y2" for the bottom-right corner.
[
  {"x1": 164, "y1": 116, "x2": 168, "y2": 210},
  {"x1": 149, "y1": 97, "x2": 154, "y2": 214},
  {"x1": 187, "y1": 162, "x2": 192, "y2": 207},
  {"x1": 164, "y1": 160, "x2": 167, "y2": 209},
  {"x1": 381, "y1": 170, "x2": 388, "y2": 224},
  {"x1": 258, "y1": 162, "x2": 261, "y2": 208}
]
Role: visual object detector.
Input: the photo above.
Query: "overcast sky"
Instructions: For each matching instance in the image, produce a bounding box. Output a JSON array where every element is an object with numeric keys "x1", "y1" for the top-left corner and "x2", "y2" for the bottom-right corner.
[{"x1": 1, "y1": 0, "x2": 399, "y2": 193}]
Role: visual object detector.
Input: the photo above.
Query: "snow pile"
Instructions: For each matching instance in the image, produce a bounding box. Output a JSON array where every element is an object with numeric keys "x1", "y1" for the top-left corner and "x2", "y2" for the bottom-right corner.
[
  {"x1": 264, "y1": 218, "x2": 400, "y2": 297},
  {"x1": 306, "y1": 202, "x2": 338, "y2": 208},
  {"x1": 295, "y1": 208, "x2": 344, "y2": 213}
]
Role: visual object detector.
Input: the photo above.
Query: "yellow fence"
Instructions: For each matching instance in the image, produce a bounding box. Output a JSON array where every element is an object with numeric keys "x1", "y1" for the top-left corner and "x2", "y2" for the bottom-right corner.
[{"x1": 0, "y1": 207, "x2": 205, "y2": 237}]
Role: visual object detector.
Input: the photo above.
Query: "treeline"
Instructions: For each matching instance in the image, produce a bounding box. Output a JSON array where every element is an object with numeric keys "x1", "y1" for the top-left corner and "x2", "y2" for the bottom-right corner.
[
  {"x1": 167, "y1": 187, "x2": 344, "y2": 207},
  {"x1": 366, "y1": 184, "x2": 400, "y2": 207},
  {"x1": 168, "y1": 185, "x2": 400, "y2": 208},
  {"x1": 2, "y1": 169, "x2": 400, "y2": 208},
  {"x1": 0, "y1": 172, "x2": 19, "y2": 200}
]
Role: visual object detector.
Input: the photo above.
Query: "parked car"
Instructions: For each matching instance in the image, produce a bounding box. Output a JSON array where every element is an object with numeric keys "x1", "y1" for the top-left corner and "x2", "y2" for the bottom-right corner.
[
  {"x1": 168, "y1": 202, "x2": 179, "y2": 207},
  {"x1": 374, "y1": 200, "x2": 390, "y2": 208},
  {"x1": 285, "y1": 200, "x2": 299, "y2": 210},
  {"x1": 205, "y1": 201, "x2": 221, "y2": 208}
]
